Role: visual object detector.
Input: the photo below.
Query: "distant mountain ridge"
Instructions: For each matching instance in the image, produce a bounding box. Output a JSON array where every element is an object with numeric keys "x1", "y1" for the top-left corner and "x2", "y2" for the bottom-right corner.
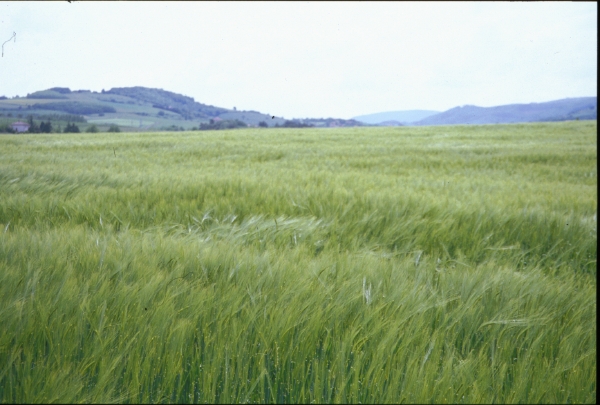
[
  {"x1": 413, "y1": 97, "x2": 597, "y2": 126},
  {"x1": 352, "y1": 110, "x2": 440, "y2": 125}
]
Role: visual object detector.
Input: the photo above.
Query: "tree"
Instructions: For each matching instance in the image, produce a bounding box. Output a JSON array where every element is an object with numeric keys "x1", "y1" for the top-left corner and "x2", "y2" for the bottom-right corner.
[
  {"x1": 107, "y1": 124, "x2": 121, "y2": 133},
  {"x1": 64, "y1": 122, "x2": 80, "y2": 133},
  {"x1": 86, "y1": 124, "x2": 99, "y2": 133},
  {"x1": 39, "y1": 121, "x2": 53, "y2": 133},
  {"x1": 0, "y1": 123, "x2": 14, "y2": 133},
  {"x1": 258, "y1": 121, "x2": 268, "y2": 128},
  {"x1": 27, "y1": 115, "x2": 40, "y2": 133}
]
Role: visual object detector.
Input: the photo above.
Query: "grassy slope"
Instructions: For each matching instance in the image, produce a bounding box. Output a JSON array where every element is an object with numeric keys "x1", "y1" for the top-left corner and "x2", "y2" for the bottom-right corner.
[
  {"x1": 0, "y1": 92, "x2": 208, "y2": 131},
  {"x1": 0, "y1": 121, "x2": 596, "y2": 403}
]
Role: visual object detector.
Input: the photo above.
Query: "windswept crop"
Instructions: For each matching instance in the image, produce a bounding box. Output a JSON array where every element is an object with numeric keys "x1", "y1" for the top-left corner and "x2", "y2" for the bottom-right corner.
[{"x1": 0, "y1": 121, "x2": 596, "y2": 403}]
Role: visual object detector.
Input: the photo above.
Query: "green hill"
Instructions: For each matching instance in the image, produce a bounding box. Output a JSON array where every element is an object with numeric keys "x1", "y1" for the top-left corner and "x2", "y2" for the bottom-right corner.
[
  {"x1": 104, "y1": 87, "x2": 228, "y2": 120},
  {"x1": 0, "y1": 86, "x2": 367, "y2": 132},
  {"x1": 0, "y1": 87, "x2": 285, "y2": 131}
]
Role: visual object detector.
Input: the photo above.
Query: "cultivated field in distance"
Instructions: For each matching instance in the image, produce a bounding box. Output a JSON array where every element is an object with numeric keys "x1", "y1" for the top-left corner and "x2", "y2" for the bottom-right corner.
[{"x1": 0, "y1": 121, "x2": 596, "y2": 403}]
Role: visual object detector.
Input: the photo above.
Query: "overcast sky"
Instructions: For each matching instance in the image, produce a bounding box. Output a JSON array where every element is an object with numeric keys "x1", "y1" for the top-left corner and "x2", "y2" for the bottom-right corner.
[{"x1": 0, "y1": 2, "x2": 597, "y2": 119}]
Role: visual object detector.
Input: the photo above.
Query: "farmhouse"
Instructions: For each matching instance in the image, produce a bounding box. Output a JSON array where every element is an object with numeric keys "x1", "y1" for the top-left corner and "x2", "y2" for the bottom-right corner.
[{"x1": 11, "y1": 121, "x2": 30, "y2": 132}]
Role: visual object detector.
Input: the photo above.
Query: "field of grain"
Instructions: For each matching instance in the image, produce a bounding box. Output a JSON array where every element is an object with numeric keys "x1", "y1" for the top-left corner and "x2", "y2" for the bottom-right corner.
[{"x1": 0, "y1": 121, "x2": 596, "y2": 403}]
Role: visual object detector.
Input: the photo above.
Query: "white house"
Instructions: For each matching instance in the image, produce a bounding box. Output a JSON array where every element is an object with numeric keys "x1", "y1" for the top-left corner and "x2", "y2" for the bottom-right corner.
[{"x1": 11, "y1": 121, "x2": 30, "y2": 132}]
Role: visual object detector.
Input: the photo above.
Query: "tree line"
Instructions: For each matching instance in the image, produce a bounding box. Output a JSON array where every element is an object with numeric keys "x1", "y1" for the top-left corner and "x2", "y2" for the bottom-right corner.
[
  {"x1": 199, "y1": 119, "x2": 247, "y2": 130},
  {"x1": 0, "y1": 116, "x2": 121, "y2": 134}
]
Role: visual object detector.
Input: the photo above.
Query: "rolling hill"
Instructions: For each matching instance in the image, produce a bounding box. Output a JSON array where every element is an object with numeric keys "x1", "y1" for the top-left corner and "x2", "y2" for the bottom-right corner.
[
  {"x1": 2, "y1": 88, "x2": 595, "y2": 132},
  {"x1": 0, "y1": 87, "x2": 365, "y2": 131},
  {"x1": 413, "y1": 97, "x2": 597, "y2": 126}
]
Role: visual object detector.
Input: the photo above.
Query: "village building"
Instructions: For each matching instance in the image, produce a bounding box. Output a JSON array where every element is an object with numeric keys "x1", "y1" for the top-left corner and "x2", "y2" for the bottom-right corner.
[{"x1": 11, "y1": 121, "x2": 30, "y2": 133}]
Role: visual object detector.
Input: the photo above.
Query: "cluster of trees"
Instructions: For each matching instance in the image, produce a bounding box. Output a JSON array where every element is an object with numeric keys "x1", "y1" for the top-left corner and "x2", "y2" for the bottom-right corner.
[
  {"x1": 23, "y1": 114, "x2": 122, "y2": 134},
  {"x1": 275, "y1": 120, "x2": 315, "y2": 128},
  {"x1": 0, "y1": 123, "x2": 15, "y2": 133},
  {"x1": 38, "y1": 122, "x2": 120, "y2": 133},
  {"x1": 199, "y1": 119, "x2": 247, "y2": 130},
  {"x1": 47, "y1": 87, "x2": 71, "y2": 94},
  {"x1": 161, "y1": 125, "x2": 186, "y2": 131},
  {"x1": 0, "y1": 112, "x2": 86, "y2": 123},
  {"x1": 257, "y1": 120, "x2": 317, "y2": 128},
  {"x1": 152, "y1": 104, "x2": 194, "y2": 120},
  {"x1": 63, "y1": 123, "x2": 121, "y2": 133},
  {"x1": 63, "y1": 123, "x2": 81, "y2": 133},
  {"x1": 25, "y1": 116, "x2": 53, "y2": 133},
  {"x1": 32, "y1": 121, "x2": 53, "y2": 133},
  {"x1": 0, "y1": 115, "x2": 121, "y2": 134},
  {"x1": 26, "y1": 91, "x2": 68, "y2": 99},
  {"x1": 0, "y1": 113, "x2": 95, "y2": 134}
]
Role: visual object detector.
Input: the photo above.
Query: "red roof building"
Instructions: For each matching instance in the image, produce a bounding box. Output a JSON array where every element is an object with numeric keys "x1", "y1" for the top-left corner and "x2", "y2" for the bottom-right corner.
[{"x1": 11, "y1": 121, "x2": 30, "y2": 133}]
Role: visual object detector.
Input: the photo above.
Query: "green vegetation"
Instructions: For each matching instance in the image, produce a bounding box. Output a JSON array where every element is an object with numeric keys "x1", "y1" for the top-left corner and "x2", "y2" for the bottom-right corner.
[
  {"x1": 25, "y1": 115, "x2": 53, "y2": 134},
  {"x1": 88, "y1": 118, "x2": 155, "y2": 128},
  {"x1": 26, "y1": 90, "x2": 68, "y2": 100},
  {"x1": 63, "y1": 122, "x2": 81, "y2": 133},
  {"x1": 47, "y1": 87, "x2": 72, "y2": 94},
  {"x1": 0, "y1": 121, "x2": 596, "y2": 403},
  {"x1": 276, "y1": 120, "x2": 315, "y2": 128},
  {"x1": 199, "y1": 119, "x2": 248, "y2": 130},
  {"x1": 31, "y1": 101, "x2": 117, "y2": 115},
  {"x1": 106, "y1": 87, "x2": 229, "y2": 120},
  {"x1": 26, "y1": 113, "x2": 86, "y2": 123},
  {"x1": 0, "y1": 122, "x2": 14, "y2": 133},
  {"x1": 0, "y1": 115, "x2": 87, "y2": 134},
  {"x1": 107, "y1": 124, "x2": 121, "y2": 133},
  {"x1": 297, "y1": 117, "x2": 366, "y2": 128}
]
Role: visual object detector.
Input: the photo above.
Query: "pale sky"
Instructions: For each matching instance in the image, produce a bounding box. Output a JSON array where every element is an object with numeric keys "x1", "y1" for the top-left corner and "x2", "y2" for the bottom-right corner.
[{"x1": 0, "y1": 1, "x2": 597, "y2": 119}]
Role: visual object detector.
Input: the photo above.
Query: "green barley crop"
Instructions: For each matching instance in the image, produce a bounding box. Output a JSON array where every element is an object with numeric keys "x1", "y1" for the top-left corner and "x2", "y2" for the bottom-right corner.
[{"x1": 0, "y1": 121, "x2": 596, "y2": 403}]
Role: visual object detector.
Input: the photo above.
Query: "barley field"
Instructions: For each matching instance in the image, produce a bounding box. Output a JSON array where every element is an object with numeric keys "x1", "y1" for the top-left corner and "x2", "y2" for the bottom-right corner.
[{"x1": 0, "y1": 121, "x2": 596, "y2": 403}]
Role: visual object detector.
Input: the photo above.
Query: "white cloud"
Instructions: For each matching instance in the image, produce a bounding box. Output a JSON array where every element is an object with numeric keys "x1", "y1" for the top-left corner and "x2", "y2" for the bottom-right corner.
[{"x1": 0, "y1": 1, "x2": 596, "y2": 118}]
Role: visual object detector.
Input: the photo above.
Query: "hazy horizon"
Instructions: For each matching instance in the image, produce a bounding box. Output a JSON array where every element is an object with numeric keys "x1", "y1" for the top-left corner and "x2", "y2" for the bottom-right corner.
[{"x1": 1, "y1": 2, "x2": 597, "y2": 119}]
